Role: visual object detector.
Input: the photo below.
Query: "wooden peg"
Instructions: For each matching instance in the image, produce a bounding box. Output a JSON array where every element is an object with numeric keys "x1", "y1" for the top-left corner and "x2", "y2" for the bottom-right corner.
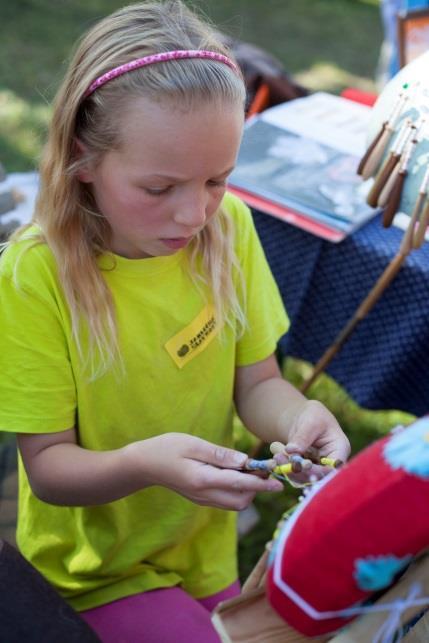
[
  {"x1": 382, "y1": 121, "x2": 422, "y2": 227},
  {"x1": 366, "y1": 118, "x2": 412, "y2": 208},
  {"x1": 412, "y1": 165, "x2": 429, "y2": 248},
  {"x1": 367, "y1": 153, "x2": 400, "y2": 207},
  {"x1": 358, "y1": 90, "x2": 409, "y2": 180},
  {"x1": 377, "y1": 160, "x2": 401, "y2": 209},
  {"x1": 413, "y1": 197, "x2": 429, "y2": 248},
  {"x1": 382, "y1": 170, "x2": 407, "y2": 228},
  {"x1": 357, "y1": 121, "x2": 388, "y2": 177}
]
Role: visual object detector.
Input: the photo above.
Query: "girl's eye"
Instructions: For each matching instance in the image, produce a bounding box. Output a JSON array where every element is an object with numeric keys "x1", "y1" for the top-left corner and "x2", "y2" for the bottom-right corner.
[
  {"x1": 144, "y1": 186, "x2": 171, "y2": 196},
  {"x1": 208, "y1": 180, "x2": 226, "y2": 188}
]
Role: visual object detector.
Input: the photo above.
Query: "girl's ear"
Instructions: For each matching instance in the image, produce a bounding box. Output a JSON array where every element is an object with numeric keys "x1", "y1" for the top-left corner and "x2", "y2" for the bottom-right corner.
[{"x1": 74, "y1": 138, "x2": 93, "y2": 183}]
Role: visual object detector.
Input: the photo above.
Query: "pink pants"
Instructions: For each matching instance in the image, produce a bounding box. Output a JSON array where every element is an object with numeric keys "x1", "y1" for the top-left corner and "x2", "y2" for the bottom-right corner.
[{"x1": 80, "y1": 580, "x2": 240, "y2": 642}]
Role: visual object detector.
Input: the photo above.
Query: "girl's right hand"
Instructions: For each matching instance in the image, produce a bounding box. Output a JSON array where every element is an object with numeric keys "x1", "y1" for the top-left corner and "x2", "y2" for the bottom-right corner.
[{"x1": 124, "y1": 432, "x2": 283, "y2": 511}]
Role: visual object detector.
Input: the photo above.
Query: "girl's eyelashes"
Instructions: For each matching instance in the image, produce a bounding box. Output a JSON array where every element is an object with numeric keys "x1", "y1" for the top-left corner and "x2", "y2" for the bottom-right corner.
[
  {"x1": 208, "y1": 179, "x2": 227, "y2": 188},
  {"x1": 143, "y1": 186, "x2": 172, "y2": 196},
  {"x1": 142, "y1": 179, "x2": 227, "y2": 196}
]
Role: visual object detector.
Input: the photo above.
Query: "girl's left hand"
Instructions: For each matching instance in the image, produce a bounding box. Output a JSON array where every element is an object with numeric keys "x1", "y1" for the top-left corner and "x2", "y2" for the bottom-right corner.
[{"x1": 280, "y1": 399, "x2": 351, "y2": 478}]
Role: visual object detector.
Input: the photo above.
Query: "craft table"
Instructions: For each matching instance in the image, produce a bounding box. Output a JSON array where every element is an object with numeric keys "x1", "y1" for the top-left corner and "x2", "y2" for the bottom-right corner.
[{"x1": 252, "y1": 209, "x2": 429, "y2": 417}]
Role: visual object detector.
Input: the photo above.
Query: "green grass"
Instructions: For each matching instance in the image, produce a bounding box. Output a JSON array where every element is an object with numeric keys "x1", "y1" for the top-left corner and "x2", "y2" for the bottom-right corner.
[
  {"x1": 1, "y1": 0, "x2": 410, "y2": 583},
  {"x1": 0, "y1": 0, "x2": 383, "y2": 170}
]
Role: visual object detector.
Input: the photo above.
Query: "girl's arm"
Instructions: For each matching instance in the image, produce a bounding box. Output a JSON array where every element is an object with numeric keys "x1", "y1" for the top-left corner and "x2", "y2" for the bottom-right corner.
[
  {"x1": 17, "y1": 427, "x2": 283, "y2": 508},
  {"x1": 234, "y1": 354, "x2": 350, "y2": 463}
]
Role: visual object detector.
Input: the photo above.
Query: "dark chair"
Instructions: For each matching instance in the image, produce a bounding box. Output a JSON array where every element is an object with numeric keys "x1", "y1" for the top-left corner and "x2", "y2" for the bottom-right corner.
[{"x1": 0, "y1": 538, "x2": 100, "y2": 642}]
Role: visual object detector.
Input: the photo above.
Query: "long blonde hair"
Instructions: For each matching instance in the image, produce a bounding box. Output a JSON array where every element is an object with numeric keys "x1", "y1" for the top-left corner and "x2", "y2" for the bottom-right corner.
[{"x1": 12, "y1": 1, "x2": 247, "y2": 376}]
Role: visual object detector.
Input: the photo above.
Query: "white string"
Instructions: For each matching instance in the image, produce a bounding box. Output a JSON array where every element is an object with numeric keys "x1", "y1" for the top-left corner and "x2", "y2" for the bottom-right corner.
[{"x1": 372, "y1": 582, "x2": 421, "y2": 643}]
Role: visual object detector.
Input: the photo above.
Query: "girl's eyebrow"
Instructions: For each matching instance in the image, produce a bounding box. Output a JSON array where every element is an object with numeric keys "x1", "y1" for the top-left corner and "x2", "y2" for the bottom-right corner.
[{"x1": 143, "y1": 166, "x2": 236, "y2": 182}]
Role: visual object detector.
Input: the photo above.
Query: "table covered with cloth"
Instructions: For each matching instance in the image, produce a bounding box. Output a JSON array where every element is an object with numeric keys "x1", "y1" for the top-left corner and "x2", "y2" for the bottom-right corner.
[{"x1": 252, "y1": 209, "x2": 429, "y2": 417}]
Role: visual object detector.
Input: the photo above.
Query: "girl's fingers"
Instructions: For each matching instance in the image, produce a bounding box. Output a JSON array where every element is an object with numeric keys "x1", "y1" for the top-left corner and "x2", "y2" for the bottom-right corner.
[
  {"x1": 203, "y1": 489, "x2": 257, "y2": 511},
  {"x1": 183, "y1": 436, "x2": 248, "y2": 470},
  {"x1": 197, "y1": 465, "x2": 283, "y2": 494},
  {"x1": 191, "y1": 483, "x2": 280, "y2": 511}
]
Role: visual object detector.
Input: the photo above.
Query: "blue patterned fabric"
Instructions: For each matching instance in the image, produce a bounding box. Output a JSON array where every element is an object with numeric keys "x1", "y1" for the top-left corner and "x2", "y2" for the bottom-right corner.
[{"x1": 253, "y1": 210, "x2": 429, "y2": 416}]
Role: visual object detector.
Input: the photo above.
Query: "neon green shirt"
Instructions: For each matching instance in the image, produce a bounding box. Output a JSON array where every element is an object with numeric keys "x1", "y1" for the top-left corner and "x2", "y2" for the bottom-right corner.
[{"x1": 0, "y1": 193, "x2": 288, "y2": 611}]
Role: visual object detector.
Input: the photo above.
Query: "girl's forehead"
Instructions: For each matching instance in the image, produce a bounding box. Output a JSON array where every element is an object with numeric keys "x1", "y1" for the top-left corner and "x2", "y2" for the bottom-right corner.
[
  {"x1": 117, "y1": 95, "x2": 244, "y2": 150},
  {"x1": 121, "y1": 95, "x2": 244, "y2": 119},
  {"x1": 112, "y1": 97, "x2": 244, "y2": 177},
  {"x1": 122, "y1": 93, "x2": 240, "y2": 124}
]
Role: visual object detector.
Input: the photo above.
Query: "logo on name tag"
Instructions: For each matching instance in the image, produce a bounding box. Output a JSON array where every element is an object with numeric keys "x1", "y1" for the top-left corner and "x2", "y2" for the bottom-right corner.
[{"x1": 164, "y1": 304, "x2": 218, "y2": 368}]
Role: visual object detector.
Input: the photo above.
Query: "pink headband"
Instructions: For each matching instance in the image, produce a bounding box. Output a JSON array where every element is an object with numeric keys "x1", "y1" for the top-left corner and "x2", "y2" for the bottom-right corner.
[{"x1": 84, "y1": 49, "x2": 239, "y2": 98}]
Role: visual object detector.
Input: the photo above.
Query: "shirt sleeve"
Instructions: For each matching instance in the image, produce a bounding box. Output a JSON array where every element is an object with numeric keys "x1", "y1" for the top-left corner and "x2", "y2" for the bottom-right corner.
[
  {"x1": 224, "y1": 193, "x2": 290, "y2": 366},
  {"x1": 0, "y1": 246, "x2": 76, "y2": 434}
]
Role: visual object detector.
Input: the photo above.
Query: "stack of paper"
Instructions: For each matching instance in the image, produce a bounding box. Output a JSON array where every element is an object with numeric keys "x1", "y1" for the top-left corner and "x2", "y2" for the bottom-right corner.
[{"x1": 228, "y1": 92, "x2": 378, "y2": 242}]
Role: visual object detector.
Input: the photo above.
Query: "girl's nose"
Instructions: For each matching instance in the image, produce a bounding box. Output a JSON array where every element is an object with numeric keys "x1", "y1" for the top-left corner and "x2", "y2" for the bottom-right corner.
[{"x1": 173, "y1": 191, "x2": 208, "y2": 228}]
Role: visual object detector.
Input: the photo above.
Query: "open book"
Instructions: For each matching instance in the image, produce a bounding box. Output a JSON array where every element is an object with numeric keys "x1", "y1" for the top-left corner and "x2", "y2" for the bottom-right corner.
[{"x1": 228, "y1": 92, "x2": 378, "y2": 242}]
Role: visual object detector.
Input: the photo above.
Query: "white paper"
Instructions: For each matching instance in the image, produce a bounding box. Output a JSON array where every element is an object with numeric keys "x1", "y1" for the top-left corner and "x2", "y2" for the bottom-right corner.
[{"x1": 260, "y1": 91, "x2": 371, "y2": 157}]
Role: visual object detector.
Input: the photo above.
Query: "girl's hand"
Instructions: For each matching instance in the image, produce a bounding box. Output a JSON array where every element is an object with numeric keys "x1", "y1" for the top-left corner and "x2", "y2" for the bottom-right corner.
[
  {"x1": 280, "y1": 399, "x2": 351, "y2": 479},
  {"x1": 125, "y1": 432, "x2": 283, "y2": 511}
]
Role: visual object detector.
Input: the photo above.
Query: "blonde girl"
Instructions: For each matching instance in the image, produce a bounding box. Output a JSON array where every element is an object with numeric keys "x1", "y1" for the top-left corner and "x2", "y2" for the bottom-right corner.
[{"x1": 0, "y1": 2, "x2": 350, "y2": 641}]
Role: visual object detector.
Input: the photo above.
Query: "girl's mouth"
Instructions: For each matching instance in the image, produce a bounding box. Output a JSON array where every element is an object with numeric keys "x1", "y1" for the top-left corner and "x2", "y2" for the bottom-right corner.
[{"x1": 161, "y1": 237, "x2": 192, "y2": 250}]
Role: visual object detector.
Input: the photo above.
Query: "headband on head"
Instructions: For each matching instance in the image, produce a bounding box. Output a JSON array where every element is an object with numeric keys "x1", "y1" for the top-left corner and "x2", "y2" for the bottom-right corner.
[{"x1": 84, "y1": 49, "x2": 239, "y2": 98}]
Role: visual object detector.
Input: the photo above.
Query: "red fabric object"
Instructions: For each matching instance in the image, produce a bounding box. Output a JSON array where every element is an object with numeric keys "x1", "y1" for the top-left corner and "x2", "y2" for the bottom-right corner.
[
  {"x1": 341, "y1": 87, "x2": 377, "y2": 106},
  {"x1": 266, "y1": 420, "x2": 429, "y2": 637}
]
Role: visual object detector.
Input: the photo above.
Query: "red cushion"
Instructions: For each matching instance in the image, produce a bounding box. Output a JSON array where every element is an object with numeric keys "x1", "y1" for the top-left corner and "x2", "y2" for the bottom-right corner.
[{"x1": 266, "y1": 417, "x2": 429, "y2": 636}]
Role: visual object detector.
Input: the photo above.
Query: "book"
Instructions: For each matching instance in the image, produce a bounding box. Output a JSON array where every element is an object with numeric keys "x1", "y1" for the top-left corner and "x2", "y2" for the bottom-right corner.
[{"x1": 228, "y1": 92, "x2": 378, "y2": 242}]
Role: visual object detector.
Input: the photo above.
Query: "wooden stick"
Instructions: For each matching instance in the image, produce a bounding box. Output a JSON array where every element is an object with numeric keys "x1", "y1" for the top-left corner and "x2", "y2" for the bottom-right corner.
[
  {"x1": 382, "y1": 170, "x2": 406, "y2": 228},
  {"x1": 300, "y1": 252, "x2": 406, "y2": 394},
  {"x1": 413, "y1": 197, "x2": 429, "y2": 248},
  {"x1": 357, "y1": 122, "x2": 387, "y2": 177},
  {"x1": 300, "y1": 170, "x2": 426, "y2": 395},
  {"x1": 366, "y1": 118, "x2": 412, "y2": 208},
  {"x1": 366, "y1": 153, "x2": 399, "y2": 208},
  {"x1": 358, "y1": 90, "x2": 409, "y2": 179},
  {"x1": 360, "y1": 125, "x2": 393, "y2": 180},
  {"x1": 381, "y1": 122, "x2": 420, "y2": 227},
  {"x1": 377, "y1": 160, "x2": 401, "y2": 208},
  {"x1": 401, "y1": 193, "x2": 426, "y2": 253},
  {"x1": 411, "y1": 164, "x2": 429, "y2": 248}
]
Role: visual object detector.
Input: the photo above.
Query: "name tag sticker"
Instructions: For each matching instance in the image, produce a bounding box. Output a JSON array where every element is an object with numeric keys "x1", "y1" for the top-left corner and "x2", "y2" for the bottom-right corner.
[{"x1": 164, "y1": 304, "x2": 218, "y2": 368}]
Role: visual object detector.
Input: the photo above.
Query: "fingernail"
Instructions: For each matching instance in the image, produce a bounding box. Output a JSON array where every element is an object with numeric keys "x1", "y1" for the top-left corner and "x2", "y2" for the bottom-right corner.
[
  {"x1": 285, "y1": 443, "x2": 302, "y2": 453},
  {"x1": 233, "y1": 451, "x2": 247, "y2": 466}
]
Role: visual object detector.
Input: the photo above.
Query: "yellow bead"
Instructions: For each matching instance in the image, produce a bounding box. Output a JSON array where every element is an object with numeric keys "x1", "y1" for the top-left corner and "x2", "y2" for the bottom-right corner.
[
  {"x1": 320, "y1": 457, "x2": 343, "y2": 468},
  {"x1": 273, "y1": 463, "x2": 293, "y2": 475}
]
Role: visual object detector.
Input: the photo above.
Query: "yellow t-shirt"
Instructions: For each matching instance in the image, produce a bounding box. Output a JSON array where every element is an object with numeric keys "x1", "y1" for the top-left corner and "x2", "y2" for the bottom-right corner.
[{"x1": 0, "y1": 192, "x2": 289, "y2": 611}]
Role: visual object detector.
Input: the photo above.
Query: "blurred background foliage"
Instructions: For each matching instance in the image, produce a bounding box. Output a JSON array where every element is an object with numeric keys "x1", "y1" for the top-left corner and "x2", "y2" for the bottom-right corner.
[
  {"x1": 0, "y1": 0, "x2": 415, "y2": 579},
  {"x1": 1, "y1": 0, "x2": 383, "y2": 171}
]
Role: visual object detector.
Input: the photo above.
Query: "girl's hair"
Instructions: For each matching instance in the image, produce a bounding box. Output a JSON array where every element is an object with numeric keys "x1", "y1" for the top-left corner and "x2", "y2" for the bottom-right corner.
[{"x1": 12, "y1": 0, "x2": 247, "y2": 377}]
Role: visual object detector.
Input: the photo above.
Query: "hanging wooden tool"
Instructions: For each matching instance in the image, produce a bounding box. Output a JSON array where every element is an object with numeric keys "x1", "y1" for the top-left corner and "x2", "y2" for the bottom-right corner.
[
  {"x1": 300, "y1": 164, "x2": 429, "y2": 394},
  {"x1": 381, "y1": 120, "x2": 424, "y2": 227},
  {"x1": 366, "y1": 117, "x2": 412, "y2": 208},
  {"x1": 357, "y1": 85, "x2": 409, "y2": 180}
]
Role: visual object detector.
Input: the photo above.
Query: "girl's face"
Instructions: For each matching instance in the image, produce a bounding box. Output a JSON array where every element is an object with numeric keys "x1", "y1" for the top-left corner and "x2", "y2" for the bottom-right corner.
[{"x1": 79, "y1": 95, "x2": 244, "y2": 259}]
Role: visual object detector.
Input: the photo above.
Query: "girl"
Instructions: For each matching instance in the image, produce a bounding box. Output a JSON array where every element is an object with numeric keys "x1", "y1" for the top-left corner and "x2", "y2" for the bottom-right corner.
[{"x1": 0, "y1": 2, "x2": 350, "y2": 641}]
